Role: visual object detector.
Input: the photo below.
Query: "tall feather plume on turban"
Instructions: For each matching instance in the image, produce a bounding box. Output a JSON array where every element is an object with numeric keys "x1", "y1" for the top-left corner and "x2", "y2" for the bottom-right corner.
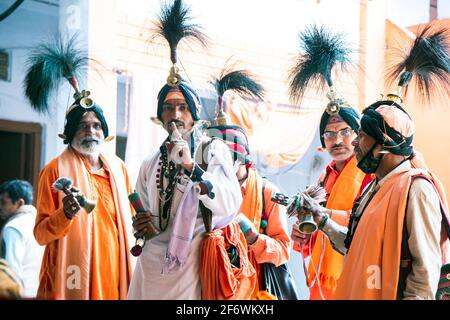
[
  {"x1": 385, "y1": 24, "x2": 450, "y2": 106},
  {"x1": 361, "y1": 24, "x2": 450, "y2": 156},
  {"x1": 288, "y1": 24, "x2": 354, "y2": 115},
  {"x1": 23, "y1": 35, "x2": 111, "y2": 143},
  {"x1": 150, "y1": 0, "x2": 208, "y2": 86},
  {"x1": 210, "y1": 60, "x2": 265, "y2": 126},
  {"x1": 150, "y1": 0, "x2": 209, "y2": 125},
  {"x1": 288, "y1": 24, "x2": 360, "y2": 147},
  {"x1": 23, "y1": 34, "x2": 90, "y2": 114}
]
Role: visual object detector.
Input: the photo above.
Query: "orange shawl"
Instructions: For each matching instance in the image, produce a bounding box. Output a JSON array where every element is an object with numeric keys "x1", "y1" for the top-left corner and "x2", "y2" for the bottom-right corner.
[
  {"x1": 35, "y1": 148, "x2": 134, "y2": 299},
  {"x1": 335, "y1": 167, "x2": 448, "y2": 300},
  {"x1": 200, "y1": 221, "x2": 256, "y2": 300},
  {"x1": 239, "y1": 168, "x2": 263, "y2": 230},
  {"x1": 238, "y1": 168, "x2": 277, "y2": 299},
  {"x1": 307, "y1": 156, "x2": 365, "y2": 297},
  {"x1": 199, "y1": 163, "x2": 266, "y2": 300}
]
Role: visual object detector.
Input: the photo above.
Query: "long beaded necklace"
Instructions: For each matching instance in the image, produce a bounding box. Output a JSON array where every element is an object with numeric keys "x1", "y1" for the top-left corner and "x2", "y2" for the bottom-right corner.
[
  {"x1": 157, "y1": 144, "x2": 178, "y2": 231},
  {"x1": 156, "y1": 134, "x2": 196, "y2": 232}
]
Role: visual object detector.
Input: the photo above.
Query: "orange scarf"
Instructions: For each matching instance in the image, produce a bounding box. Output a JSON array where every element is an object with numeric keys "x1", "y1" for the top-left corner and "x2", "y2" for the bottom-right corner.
[
  {"x1": 335, "y1": 166, "x2": 448, "y2": 299},
  {"x1": 239, "y1": 168, "x2": 263, "y2": 229},
  {"x1": 307, "y1": 156, "x2": 365, "y2": 297},
  {"x1": 51, "y1": 148, "x2": 133, "y2": 299},
  {"x1": 237, "y1": 168, "x2": 277, "y2": 299},
  {"x1": 200, "y1": 221, "x2": 256, "y2": 300}
]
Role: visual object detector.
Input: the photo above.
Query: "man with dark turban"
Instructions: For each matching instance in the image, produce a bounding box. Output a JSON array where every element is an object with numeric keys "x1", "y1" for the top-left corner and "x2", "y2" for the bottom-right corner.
[
  {"x1": 294, "y1": 25, "x2": 450, "y2": 300},
  {"x1": 34, "y1": 99, "x2": 135, "y2": 300},
  {"x1": 127, "y1": 0, "x2": 241, "y2": 300},
  {"x1": 304, "y1": 103, "x2": 449, "y2": 299},
  {"x1": 288, "y1": 24, "x2": 372, "y2": 300},
  {"x1": 127, "y1": 81, "x2": 241, "y2": 299},
  {"x1": 23, "y1": 36, "x2": 135, "y2": 300},
  {"x1": 292, "y1": 104, "x2": 373, "y2": 300}
]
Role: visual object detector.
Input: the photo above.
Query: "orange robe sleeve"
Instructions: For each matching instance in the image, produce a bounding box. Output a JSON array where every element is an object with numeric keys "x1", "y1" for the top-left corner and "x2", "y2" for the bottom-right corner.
[
  {"x1": 329, "y1": 209, "x2": 351, "y2": 227},
  {"x1": 249, "y1": 182, "x2": 290, "y2": 266},
  {"x1": 34, "y1": 159, "x2": 73, "y2": 246}
]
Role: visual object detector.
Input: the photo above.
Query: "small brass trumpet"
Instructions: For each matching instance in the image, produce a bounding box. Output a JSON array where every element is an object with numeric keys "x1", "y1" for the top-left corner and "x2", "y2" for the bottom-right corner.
[
  {"x1": 53, "y1": 177, "x2": 97, "y2": 213},
  {"x1": 272, "y1": 185, "x2": 326, "y2": 235},
  {"x1": 298, "y1": 211, "x2": 318, "y2": 234}
]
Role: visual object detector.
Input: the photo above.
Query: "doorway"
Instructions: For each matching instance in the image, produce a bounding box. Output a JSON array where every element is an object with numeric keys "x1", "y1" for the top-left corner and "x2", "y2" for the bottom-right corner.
[{"x1": 0, "y1": 119, "x2": 41, "y2": 190}]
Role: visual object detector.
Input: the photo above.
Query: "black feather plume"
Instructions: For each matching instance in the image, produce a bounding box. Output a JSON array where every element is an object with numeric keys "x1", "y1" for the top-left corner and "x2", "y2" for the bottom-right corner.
[
  {"x1": 387, "y1": 25, "x2": 450, "y2": 103},
  {"x1": 151, "y1": 0, "x2": 208, "y2": 64},
  {"x1": 23, "y1": 35, "x2": 88, "y2": 113},
  {"x1": 288, "y1": 24, "x2": 353, "y2": 104},
  {"x1": 211, "y1": 65, "x2": 265, "y2": 102}
]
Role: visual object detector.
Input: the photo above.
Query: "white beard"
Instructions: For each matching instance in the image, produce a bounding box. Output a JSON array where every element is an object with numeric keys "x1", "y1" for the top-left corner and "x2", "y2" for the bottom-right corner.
[{"x1": 72, "y1": 137, "x2": 104, "y2": 156}]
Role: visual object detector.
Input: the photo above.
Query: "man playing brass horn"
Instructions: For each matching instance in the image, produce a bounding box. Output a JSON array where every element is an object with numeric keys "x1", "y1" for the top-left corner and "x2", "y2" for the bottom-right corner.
[
  {"x1": 288, "y1": 24, "x2": 373, "y2": 300},
  {"x1": 24, "y1": 36, "x2": 135, "y2": 300}
]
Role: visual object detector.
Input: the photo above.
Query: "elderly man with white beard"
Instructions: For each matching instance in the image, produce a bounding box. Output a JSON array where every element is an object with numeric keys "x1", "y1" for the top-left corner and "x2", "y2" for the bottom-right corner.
[{"x1": 33, "y1": 104, "x2": 135, "y2": 300}]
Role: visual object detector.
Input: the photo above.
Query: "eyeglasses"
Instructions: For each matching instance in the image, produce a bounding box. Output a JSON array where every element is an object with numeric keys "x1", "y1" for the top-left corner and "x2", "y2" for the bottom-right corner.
[{"x1": 322, "y1": 127, "x2": 355, "y2": 140}]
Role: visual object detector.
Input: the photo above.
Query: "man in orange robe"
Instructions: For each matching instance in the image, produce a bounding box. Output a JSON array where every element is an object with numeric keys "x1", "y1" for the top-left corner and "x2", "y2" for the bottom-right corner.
[
  {"x1": 297, "y1": 102, "x2": 450, "y2": 299},
  {"x1": 291, "y1": 107, "x2": 372, "y2": 300},
  {"x1": 294, "y1": 25, "x2": 450, "y2": 299},
  {"x1": 34, "y1": 101, "x2": 135, "y2": 300}
]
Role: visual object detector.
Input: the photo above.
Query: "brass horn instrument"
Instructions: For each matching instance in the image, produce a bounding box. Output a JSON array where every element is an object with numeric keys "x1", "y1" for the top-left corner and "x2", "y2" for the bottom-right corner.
[
  {"x1": 272, "y1": 185, "x2": 326, "y2": 234},
  {"x1": 291, "y1": 193, "x2": 318, "y2": 234},
  {"x1": 298, "y1": 211, "x2": 318, "y2": 234}
]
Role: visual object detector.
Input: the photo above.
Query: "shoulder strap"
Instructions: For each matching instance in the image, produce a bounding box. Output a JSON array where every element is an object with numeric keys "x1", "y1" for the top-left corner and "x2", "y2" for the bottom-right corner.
[
  {"x1": 261, "y1": 178, "x2": 268, "y2": 234},
  {"x1": 262, "y1": 178, "x2": 267, "y2": 214},
  {"x1": 197, "y1": 138, "x2": 216, "y2": 232}
]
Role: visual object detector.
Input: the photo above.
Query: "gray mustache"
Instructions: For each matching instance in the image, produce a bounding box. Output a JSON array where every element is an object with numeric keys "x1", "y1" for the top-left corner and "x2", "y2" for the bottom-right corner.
[{"x1": 81, "y1": 137, "x2": 99, "y2": 144}]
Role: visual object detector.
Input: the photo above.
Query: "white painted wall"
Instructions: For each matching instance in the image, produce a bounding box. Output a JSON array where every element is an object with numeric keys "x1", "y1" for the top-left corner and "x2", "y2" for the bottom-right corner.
[
  {"x1": 0, "y1": 2, "x2": 61, "y2": 168},
  {"x1": 0, "y1": 0, "x2": 118, "y2": 168}
]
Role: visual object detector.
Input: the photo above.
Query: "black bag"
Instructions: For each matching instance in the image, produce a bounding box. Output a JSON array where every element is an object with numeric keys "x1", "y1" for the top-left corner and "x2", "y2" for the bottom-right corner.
[
  {"x1": 261, "y1": 262, "x2": 299, "y2": 300},
  {"x1": 259, "y1": 179, "x2": 300, "y2": 300}
]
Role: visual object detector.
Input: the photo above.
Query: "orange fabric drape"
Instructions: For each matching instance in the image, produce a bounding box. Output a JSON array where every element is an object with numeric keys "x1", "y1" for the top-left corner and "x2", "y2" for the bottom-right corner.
[
  {"x1": 34, "y1": 148, "x2": 134, "y2": 300},
  {"x1": 89, "y1": 167, "x2": 120, "y2": 300},
  {"x1": 239, "y1": 168, "x2": 263, "y2": 230},
  {"x1": 334, "y1": 167, "x2": 448, "y2": 299},
  {"x1": 200, "y1": 221, "x2": 256, "y2": 300},
  {"x1": 307, "y1": 156, "x2": 366, "y2": 299},
  {"x1": 237, "y1": 168, "x2": 276, "y2": 300}
]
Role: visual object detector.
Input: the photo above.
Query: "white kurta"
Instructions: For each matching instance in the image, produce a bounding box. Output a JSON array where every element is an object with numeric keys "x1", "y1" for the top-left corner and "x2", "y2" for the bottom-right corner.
[
  {"x1": 1, "y1": 205, "x2": 44, "y2": 298},
  {"x1": 127, "y1": 138, "x2": 242, "y2": 299}
]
